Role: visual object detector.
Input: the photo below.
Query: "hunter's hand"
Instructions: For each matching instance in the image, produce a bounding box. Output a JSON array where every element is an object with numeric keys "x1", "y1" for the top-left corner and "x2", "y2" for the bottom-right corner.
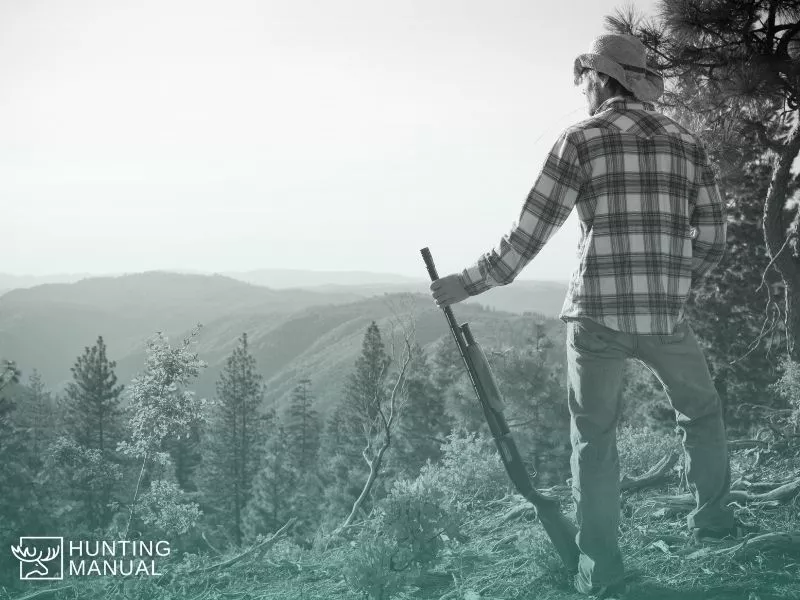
[{"x1": 430, "y1": 273, "x2": 469, "y2": 308}]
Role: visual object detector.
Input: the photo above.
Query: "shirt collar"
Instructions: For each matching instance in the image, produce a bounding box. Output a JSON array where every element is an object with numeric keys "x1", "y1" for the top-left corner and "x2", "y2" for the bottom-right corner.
[{"x1": 595, "y1": 96, "x2": 655, "y2": 114}]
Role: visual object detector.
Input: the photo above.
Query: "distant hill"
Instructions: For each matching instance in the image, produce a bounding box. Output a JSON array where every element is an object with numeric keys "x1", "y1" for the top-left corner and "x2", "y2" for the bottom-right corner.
[
  {"x1": 0, "y1": 272, "x2": 569, "y2": 417},
  {"x1": 0, "y1": 269, "x2": 569, "y2": 317},
  {"x1": 0, "y1": 271, "x2": 362, "y2": 390},
  {"x1": 222, "y1": 268, "x2": 420, "y2": 288}
]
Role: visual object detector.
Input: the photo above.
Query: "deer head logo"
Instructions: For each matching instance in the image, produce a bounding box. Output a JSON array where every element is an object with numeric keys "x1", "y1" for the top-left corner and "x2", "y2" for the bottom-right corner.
[{"x1": 10, "y1": 537, "x2": 63, "y2": 580}]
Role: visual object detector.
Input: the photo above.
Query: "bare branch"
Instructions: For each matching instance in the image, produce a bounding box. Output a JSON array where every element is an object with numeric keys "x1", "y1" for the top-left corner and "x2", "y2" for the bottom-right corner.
[{"x1": 757, "y1": 231, "x2": 795, "y2": 294}]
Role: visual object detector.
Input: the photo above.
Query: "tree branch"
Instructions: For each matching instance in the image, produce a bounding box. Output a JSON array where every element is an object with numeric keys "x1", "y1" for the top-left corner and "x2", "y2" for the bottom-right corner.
[{"x1": 776, "y1": 21, "x2": 800, "y2": 57}]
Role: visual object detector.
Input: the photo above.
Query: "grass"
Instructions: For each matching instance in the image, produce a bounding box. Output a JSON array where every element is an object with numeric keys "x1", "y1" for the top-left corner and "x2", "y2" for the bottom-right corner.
[{"x1": 4, "y1": 444, "x2": 800, "y2": 600}]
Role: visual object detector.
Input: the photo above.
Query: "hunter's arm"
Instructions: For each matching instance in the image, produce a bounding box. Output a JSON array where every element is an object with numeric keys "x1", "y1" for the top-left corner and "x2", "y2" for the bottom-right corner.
[{"x1": 459, "y1": 132, "x2": 584, "y2": 295}]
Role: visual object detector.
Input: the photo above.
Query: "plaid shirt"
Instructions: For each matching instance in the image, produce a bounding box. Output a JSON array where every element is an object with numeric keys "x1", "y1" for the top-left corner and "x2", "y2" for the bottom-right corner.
[{"x1": 459, "y1": 97, "x2": 727, "y2": 335}]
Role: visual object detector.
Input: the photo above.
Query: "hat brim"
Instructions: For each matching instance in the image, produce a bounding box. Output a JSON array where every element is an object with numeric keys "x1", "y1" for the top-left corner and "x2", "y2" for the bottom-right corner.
[{"x1": 574, "y1": 53, "x2": 664, "y2": 103}]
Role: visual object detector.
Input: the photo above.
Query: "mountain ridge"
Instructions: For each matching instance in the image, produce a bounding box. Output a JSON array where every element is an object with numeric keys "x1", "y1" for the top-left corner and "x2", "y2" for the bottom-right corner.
[{"x1": 0, "y1": 271, "x2": 569, "y2": 415}]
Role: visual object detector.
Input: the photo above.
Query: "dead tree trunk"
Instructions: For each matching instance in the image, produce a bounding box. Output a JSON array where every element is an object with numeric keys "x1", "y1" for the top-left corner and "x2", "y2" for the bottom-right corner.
[{"x1": 763, "y1": 121, "x2": 800, "y2": 361}]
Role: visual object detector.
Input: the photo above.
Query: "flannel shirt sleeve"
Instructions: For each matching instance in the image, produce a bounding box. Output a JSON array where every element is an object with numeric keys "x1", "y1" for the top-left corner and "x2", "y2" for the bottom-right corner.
[
  {"x1": 690, "y1": 146, "x2": 727, "y2": 281},
  {"x1": 458, "y1": 132, "x2": 584, "y2": 296}
]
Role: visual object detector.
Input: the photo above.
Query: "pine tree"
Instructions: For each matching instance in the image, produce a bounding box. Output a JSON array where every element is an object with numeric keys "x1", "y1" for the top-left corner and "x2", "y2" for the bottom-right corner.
[
  {"x1": 281, "y1": 377, "x2": 325, "y2": 541},
  {"x1": 391, "y1": 344, "x2": 451, "y2": 477},
  {"x1": 320, "y1": 323, "x2": 392, "y2": 507},
  {"x1": 198, "y1": 333, "x2": 270, "y2": 545},
  {"x1": 321, "y1": 322, "x2": 393, "y2": 475},
  {"x1": 501, "y1": 348, "x2": 571, "y2": 485},
  {"x1": 343, "y1": 321, "x2": 392, "y2": 425},
  {"x1": 0, "y1": 378, "x2": 39, "y2": 586},
  {"x1": 335, "y1": 319, "x2": 413, "y2": 533},
  {"x1": 316, "y1": 319, "x2": 415, "y2": 534},
  {"x1": 17, "y1": 369, "x2": 57, "y2": 462},
  {"x1": 63, "y1": 336, "x2": 124, "y2": 456},
  {"x1": 242, "y1": 419, "x2": 294, "y2": 542},
  {"x1": 428, "y1": 336, "x2": 489, "y2": 431},
  {"x1": 285, "y1": 377, "x2": 321, "y2": 472}
]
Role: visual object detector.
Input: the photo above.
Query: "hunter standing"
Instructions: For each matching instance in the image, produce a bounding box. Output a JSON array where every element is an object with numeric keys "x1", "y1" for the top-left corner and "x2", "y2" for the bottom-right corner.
[{"x1": 429, "y1": 34, "x2": 735, "y2": 597}]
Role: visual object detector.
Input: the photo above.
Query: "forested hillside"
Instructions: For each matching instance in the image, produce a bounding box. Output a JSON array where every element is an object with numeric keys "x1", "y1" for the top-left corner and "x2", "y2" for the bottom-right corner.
[{"x1": 0, "y1": 272, "x2": 569, "y2": 414}]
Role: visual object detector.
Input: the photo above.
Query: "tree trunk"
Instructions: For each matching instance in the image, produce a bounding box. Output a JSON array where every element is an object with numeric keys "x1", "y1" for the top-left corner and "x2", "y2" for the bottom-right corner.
[{"x1": 763, "y1": 122, "x2": 800, "y2": 361}]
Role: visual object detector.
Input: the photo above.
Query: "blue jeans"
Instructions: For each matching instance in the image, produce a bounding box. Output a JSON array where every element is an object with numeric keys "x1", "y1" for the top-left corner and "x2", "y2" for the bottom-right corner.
[{"x1": 566, "y1": 317, "x2": 734, "y2": 587}]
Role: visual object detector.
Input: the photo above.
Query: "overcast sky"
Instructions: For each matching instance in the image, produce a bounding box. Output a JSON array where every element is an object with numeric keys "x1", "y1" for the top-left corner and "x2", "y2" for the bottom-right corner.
[{"x1": 2, "y1": 0, "x2": 658, "y2": 281}]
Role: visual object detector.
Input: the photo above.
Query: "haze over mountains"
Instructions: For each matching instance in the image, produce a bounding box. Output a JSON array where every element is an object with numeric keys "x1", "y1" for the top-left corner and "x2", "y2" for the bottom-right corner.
[{"x1": 0, "y1": 269, "x2": 570, "y2": 415}]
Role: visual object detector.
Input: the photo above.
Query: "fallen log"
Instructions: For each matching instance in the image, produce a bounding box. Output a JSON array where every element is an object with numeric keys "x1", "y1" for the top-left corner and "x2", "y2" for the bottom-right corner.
[
  {"x1": 687, "y1": 531, "x2": 800, "y2": 560},
  {"x1": 647, "y1": 477, "x2": 800, "y2": 515},
  {"x1": 732, "y1": 478, "x2": 797, "y2": 492},
  {"x1": 621, "y1": 453, "x2": 678, "y2": 492},
  {"x1": 182, "y1": 517, "x2": 296, "y2": 576},
  {"x1": 749, "y1": 478, "x2": 800, "y2": 502},
  {"x1": 728, "y1": 439, "x2": 770, "y2": 450}
]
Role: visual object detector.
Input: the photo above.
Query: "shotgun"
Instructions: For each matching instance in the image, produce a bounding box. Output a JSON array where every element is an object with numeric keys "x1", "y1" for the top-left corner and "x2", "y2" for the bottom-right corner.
[{"x1": 420, "y1": 247, "x2": 579, "y2": 573}]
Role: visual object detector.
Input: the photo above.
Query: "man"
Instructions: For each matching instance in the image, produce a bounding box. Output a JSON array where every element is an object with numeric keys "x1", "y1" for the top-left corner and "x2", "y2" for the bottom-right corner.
[{"x1": 429, "y1": 34, "x2": 737, "y2": 597}]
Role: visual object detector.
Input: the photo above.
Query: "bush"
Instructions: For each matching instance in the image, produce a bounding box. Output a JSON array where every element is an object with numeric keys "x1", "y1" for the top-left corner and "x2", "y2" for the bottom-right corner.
[
  {"x1": 617, "y1": 425, "x2": 681, "y2": 477},
  {"x1": 138, "y1": 479, "x2": 202, "y2": 537},
  {"x1": 342, "y1": 463, "x2": 467, "y2": 599},
  {"x1": 418, "y1": 428, "x2": 511, "y2": 507},
  {"x1": 342, "y1": 531, "x2": 410, "y2": 600}
]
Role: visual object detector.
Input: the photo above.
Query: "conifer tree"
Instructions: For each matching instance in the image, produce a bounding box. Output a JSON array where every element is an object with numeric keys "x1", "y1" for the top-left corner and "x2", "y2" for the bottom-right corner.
[
  {"x1": 242, "y1": 419, "x2": 294, "y2": 541},
  {"x1": 280, "y1": 377, "x2": 325, "y2": 540},
  {"x1": 285, "y1": 377, "x2": 321, "y2": 472},
  {"x1": 63, "y1": 336, "x2": 124, "y2": 456},
  {"x1": 198, "y1": 333, "x2": 270, "y2": 545},
  {"x1": 19, "y1": 369, "x2": 57, "y2": 461},
  {"x1": 319, "y1": 322, "x2": 392, "y2": 508},
  {"x1": 391, "y1": 344, "x2": 450, "y2": 476},
  {"x1": 494, "y1": 345, "x2": 570, "y2": 485},
  {"x1": 322, "y1": 322, "x2": 393, "y2": 472},
  {"x1": 433, "y1": 342, "x2": 486, "y2": 432},
  {"x1": 344, "y1": 321, "x2": 392, "y2": 425},
  {"x1": 0, "y1": 368, "x2": 38, "y2": 586},
  {"x1": 335, "y1": 318, "x2": 413, "y2": 533}
]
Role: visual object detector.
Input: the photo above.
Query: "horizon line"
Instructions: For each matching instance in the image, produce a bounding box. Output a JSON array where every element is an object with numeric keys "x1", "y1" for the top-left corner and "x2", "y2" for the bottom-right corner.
[{"x1": 0, "y1": 268, "x2": 570, "y2": 285}]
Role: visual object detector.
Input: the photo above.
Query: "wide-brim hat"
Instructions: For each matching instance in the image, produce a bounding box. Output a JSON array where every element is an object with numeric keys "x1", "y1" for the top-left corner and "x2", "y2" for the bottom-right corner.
[{"x1": 574, "y1": 34, "x2": 664, "y2": 102}]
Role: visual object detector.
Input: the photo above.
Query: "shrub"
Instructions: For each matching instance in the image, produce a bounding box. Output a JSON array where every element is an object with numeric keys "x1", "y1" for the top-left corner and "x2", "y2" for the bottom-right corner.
[
  {"x1": 617, "y1": 425, "x2": 681, "y2": 477},
  {"x1": 342, "y1": 531, "x2": 409, "y2": 600},
  {"x1": 418, "y1": 428, "x2": 511, "y2": 507},
  {"x1": 342, "y1": 463, "x2": 467, "y2": 599},
  {"x1": 138, "y1": 479, "x2": 202, "y2": 537}
]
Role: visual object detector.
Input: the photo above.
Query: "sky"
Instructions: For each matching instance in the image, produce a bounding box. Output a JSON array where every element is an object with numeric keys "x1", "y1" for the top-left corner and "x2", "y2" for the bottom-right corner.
[{"x1": 2, "y1": 0, "x2": 659, "y2": 281}]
